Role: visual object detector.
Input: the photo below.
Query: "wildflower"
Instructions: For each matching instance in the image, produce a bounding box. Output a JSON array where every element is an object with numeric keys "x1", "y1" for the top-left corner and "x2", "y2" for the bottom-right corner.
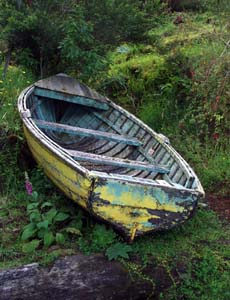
[
  {"x1": 22, "y1": 71, "x2": 26, "y2": 74},
  {"x1": 25, "y1": 171, "x2": 33, "y2": 195},
  {"x1": 25, "y1": 180, "x2": 33, "y2": 195},
  {"x1": 212, "y1": 132, "x2": 219, "y2": 140}
]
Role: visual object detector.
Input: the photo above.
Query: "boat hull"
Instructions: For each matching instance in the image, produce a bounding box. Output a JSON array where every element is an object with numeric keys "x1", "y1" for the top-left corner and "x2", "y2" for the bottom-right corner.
[
  {"x1": 24, "y1": 126, "x2": 91, "y2": 209},
  {"x1": 92, "y1": 176, "x2": 198, "y2": 239},
  {"x1": 24, "y1": 125, "x2": 199, "y2": 240},
  {"x1": 18, "y1": 75, "x2": 204, "y2": 241}
]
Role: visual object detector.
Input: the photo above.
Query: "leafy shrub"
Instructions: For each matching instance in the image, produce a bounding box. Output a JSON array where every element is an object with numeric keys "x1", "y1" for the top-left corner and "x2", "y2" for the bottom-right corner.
[
  {"x1": 58, "y1": 5, "x2": 103, "y2": 80},
  {"x1": 81, "y1": 0, "x2": 153, "y2": 45},
  {"x1": 0, "y1": 0, "x2": 161, "y2": 77},
  {"x1": 78, "y1": 224, "x2": 117, "y2": 254},
  {"x1": 106, "y1": 242, "x2": 133, "y2": 260},
  {"x1": 167, "y1": 0, "x2": 230, "y2": 12},
  {"x1": 0, "y1": 0, "x2": 62, "y2": 76},
  {"x1": 21, "y1": 191, "x2": 70, "y2": 248},
  {"x1": 168, "y1": 0, "x2": 204, "y2": 11}
]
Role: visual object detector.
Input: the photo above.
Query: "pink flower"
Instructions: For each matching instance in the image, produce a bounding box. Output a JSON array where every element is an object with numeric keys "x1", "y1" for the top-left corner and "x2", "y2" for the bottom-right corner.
[
  {"x1": 25, "y1": 180, "x2": 33, "y2": 195},
  {"x1": 25, "y1": 171, "x2": 33, "y2": 195}
]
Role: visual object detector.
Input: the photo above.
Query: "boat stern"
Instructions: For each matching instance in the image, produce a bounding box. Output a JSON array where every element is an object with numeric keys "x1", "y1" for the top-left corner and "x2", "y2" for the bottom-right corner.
[{"x1": 89, "y1": 175, "x2": 199, "y2": 241}]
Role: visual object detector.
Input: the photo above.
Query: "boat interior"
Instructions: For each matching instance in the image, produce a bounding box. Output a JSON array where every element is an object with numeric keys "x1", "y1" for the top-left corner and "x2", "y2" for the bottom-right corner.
[{"x1": 25, "y1": 85, "x2": 195, "y2": 189}]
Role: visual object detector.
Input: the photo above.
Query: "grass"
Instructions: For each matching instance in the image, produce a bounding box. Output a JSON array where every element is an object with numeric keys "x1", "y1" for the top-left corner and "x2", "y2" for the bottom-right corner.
[
  {"x1": 0, "y1": 8, "x2": 230, "y2": 298},
  {"x1": 0, "y1": 173, "x2": 229, "y2": 299},
  {"x1": 169, "y1": 135, "x2": 230, "y2": 195},
  {"x1": 0, "y1": 65, "x2": 34, "y2": 133},
  {"x1": 133, "y1": 210, "x2": 229, "y2": 300}
]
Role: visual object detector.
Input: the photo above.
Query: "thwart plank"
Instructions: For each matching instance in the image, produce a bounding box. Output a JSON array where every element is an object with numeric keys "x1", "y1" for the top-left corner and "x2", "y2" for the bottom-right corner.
[
  {"x1": 34, "y1": 88, "x2": 109, "y2": 110},
  {"x1": 66, "y1": 149, "x2": 169, "y2": 174},
  {"x1": 33, "y1": 119, "x2": 143, "y2": 146}
]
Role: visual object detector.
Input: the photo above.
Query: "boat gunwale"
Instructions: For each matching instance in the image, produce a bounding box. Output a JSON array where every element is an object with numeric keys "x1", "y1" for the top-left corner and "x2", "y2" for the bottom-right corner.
[
  {"x1": 18, "y1": 83, "x2": 204, "y2": 197},
  {"x1": 18, "y1": 86, "x2": 92, "y2": 176}
]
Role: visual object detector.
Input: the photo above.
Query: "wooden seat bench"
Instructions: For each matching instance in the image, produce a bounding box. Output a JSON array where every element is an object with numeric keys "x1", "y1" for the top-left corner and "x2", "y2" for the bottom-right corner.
[
  {"x1": 33, "y1": 119, "x2": 169, "y2": 174},
  {"x1": 34, "y1": 88, "x2": 110, "y2": 111},
  {"x1": 65, "y1": 149, "x2": 169, "y2": 174},
  {"x1": 34, "y1": 119, "x2": 143, "y2": 146}
]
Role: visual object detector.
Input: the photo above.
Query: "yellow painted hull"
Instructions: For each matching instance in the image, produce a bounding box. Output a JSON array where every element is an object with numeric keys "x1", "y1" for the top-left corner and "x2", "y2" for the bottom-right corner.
[
  {"x1": 24, "y1": 125, "x2": 197, "y2": 241},
  {"x1": 18, "y1": 76, "x2": 204, "y2": 241},
  {"x1": 24, "y1": 126, "x2": 91, "y2": 209},
  {"x1": 92, "y1": 177, "x2": 197, "y2": 238}
]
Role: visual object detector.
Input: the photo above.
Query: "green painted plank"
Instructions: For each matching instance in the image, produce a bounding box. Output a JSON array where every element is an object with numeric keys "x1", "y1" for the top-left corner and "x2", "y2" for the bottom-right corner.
[
  {"x1": 34, "y1": 88, "x2": 110, "y2": 111},
  {"x1": 34, "y1": 119, "x2": 143, "y2": 146},
  {"x1": 66, "y1": 149, "x2": 170, "y2": 174}
]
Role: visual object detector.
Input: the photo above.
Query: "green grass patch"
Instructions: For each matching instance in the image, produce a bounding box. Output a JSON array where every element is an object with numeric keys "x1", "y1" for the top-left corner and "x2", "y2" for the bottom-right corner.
[
  {"x1": 1, "y1": 176, "x2": 229, "y2": 300},
  {"x1": 0, "y1": 64, "x2": 35, "y2": 133},
  {"x1": 169, "y1": 134, "x2": 230, "y2": 195},
  {"x1": 132, "y1": 209, "x2": 229, "y2": 300}
]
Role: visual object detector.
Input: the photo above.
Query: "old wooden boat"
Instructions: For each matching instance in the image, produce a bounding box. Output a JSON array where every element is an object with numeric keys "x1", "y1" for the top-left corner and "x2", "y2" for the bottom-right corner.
[{"x1": 18, "y1": 74, "x2": 204, "y2": 241}]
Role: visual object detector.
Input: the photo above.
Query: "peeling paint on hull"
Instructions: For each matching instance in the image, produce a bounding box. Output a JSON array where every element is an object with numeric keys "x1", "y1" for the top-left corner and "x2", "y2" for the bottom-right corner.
[
  {"x1": 91, "y1": 177, "x2": 198, "y2": 239},
  {"x1": 18, "y1": 75, "x2": 205, "y2": 241},
  {"x1": 24, "y1": 126, "x2": 199, "y2": 241},
  {"x1": 24, "y1": 126, "x2": 91, "y2": 209}
]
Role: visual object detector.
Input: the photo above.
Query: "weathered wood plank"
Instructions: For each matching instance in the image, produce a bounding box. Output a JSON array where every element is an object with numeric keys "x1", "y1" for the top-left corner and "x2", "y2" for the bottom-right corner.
[
  {"x1": 0, "y1": 254, "x2": 176, "y2": 300},
  {"x1": 66, "y1": 149, "x2": 170, "y2": 173},
  {"x1": 155, "y1": 148, "x2": 167, "y2": 163},
  {"x1": 186, "y1": 176, "x2": 195, "y2": 189},
  {"x1": 169, "y1": 161, "x2": 178, "y2": 178},
  {"x1": 93, "y1": 111, "x2": 119, "y2": 131},
  {"x1": 179, "y1": 174, "x2": 187, "y2": 186},
  {"x1": 33, "y1": 119, "x2": 142, "y2": 146},
  {"x1": 93, "y1": 112, "x2": 157, "y2": 163},
  {"x1": 92, "y1": 112, "x2": 137, "y2": 158},
  {"x1": 172, "y1": 169, "x2": 183, "y2": 183},
  {"x1": 34, "y1": 88, "x2": 109, "y2": 111},
  {"x1": 35, "y1": 74, "x2": 108, "y2": 103}
]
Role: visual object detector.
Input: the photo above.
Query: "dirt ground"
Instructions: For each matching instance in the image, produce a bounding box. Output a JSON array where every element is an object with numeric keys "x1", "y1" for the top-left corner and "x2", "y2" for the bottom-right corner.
[{"x1": 207, "y1": 194, "x2": 230, "y2": 222}]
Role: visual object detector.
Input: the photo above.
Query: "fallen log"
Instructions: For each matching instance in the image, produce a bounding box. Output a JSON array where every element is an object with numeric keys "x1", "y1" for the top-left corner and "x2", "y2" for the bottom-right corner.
[{"x1": 0, "y1": 254, "x2": 159, "y2": 300}]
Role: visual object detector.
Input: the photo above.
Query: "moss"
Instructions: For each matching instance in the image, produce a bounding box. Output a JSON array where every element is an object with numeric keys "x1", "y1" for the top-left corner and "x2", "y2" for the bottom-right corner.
[{"x1": 108, "y1": 47, "x2": 165, "y2": 82}]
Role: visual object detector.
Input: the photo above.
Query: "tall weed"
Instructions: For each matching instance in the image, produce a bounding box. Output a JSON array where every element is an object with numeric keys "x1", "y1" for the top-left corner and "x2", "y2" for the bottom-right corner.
[{"x1": 0, "y1": 64, "x2": 34, "y2": 133}]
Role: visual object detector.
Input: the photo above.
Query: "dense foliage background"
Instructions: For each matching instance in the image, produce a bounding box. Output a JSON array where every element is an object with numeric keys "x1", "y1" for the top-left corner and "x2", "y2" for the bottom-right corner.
[
  {"x1": 0, "y1": 1, "x2": 229, "y2": 299},
  {"x1": 0, "y1": 0, "x2": 229, "y2": 192}
]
